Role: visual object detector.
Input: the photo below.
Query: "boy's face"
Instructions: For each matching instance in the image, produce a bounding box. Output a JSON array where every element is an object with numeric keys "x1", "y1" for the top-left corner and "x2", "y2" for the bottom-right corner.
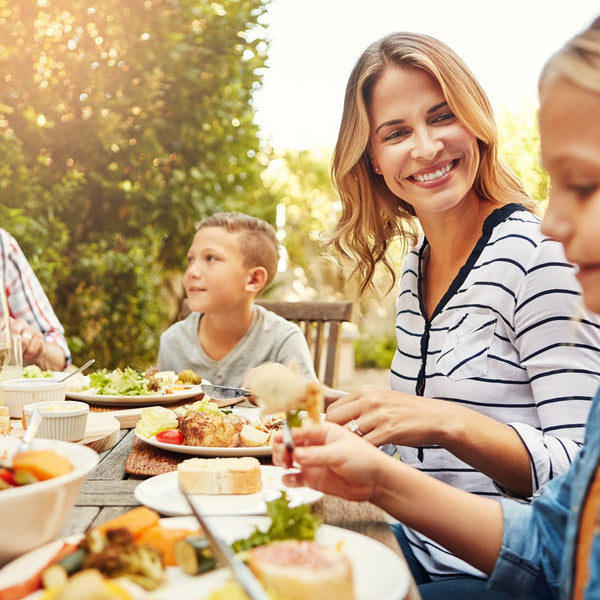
[
  {"x1": 540, "y1": 77, "x2": 600, "y2": 314},
  {"x1": 183, "y1": 227, "x2": 253, "y2": 313}
]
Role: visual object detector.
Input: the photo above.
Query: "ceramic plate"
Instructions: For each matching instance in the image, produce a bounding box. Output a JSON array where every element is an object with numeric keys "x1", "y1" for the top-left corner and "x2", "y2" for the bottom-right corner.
[
  {"x1": 135, "y1": 406, "x2": 273, "y2": 457},
  {"x1": 135, "y1": 431, "x2": 273, "y2": 456},
  {"x1": 0, "y1": 516, "x2": 410, "y2": 600},
  {"x1": 133, "y1": 466, "x2": 323, "y2": 517},
  {"x1": 66, "y1": 385, "x2": 204, "y2": 406}
]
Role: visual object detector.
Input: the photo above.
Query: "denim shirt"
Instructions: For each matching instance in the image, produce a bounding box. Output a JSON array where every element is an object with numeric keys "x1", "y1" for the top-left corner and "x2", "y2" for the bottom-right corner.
[{"x1": 489, "y1": 387, "x2": 600, "y2": 599}]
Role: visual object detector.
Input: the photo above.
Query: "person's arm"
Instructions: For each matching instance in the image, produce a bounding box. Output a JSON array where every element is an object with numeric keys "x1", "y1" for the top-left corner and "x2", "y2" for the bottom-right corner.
[
  {"x1": 2, "y1": 232, "x2": 70, "y2": 369},
  {"x1": 274, "y1": 421, "x2": 505, "y2": 575},
  {"x1": 327, "y1": 388, "x2": 534, "y2": 497}
]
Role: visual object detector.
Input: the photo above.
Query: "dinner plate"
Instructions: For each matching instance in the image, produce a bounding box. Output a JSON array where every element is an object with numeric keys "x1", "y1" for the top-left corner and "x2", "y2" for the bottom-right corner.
[
  {"x1": 0, "y1": 516, "x2": 410, "y2": 600},
  {"x1": 135, "y1": 431, "x2": 273, "y2": 456},
  {"x1": 133, "y1": 466, "x2": 323, "y2": 517},
  {"x1": 66, "y1": 385, "x2": 204, "y2": 406},
  {"x1": 135, "y1": 406, "x2": 273, "y2": 457}
]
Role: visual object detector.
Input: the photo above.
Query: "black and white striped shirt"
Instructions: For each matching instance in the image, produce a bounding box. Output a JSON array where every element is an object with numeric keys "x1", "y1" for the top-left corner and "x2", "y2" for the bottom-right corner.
[{"x1": 391, "y1": 204, "x2": 600, "y2": 579}]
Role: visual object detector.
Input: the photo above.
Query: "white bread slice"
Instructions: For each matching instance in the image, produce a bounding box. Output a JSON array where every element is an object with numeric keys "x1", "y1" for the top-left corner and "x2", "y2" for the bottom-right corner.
[
  {"x1": 177, "y1": 456, "x2": 262, "y2": 495},
  {"x1": 247, "y1": 540, "x2": 356, "y2": 600}
]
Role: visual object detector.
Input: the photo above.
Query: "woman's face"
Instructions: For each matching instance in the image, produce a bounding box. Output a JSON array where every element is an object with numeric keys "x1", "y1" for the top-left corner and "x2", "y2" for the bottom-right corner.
[
  {"x1": 367, "y1": 66, "x2": 480, "y2": 218},
  {"x1": 540, "y1": 76, "x2": 600, "y2": 314}
]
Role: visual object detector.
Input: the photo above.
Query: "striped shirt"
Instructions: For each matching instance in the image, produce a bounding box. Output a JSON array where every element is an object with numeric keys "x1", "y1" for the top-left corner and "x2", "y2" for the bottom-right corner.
[
  {"x1": 0, "y1": 229, "x2": 70, "y2": 366},
  {"x1": 391, "y1": 204, "x2": 600, "y2": 579}
]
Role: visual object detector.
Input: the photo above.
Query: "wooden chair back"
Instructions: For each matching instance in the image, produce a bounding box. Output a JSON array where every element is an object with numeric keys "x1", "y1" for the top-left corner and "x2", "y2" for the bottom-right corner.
[
  {"x1": 255, "y1": 300, "x2": 353, "y2": 389},
  {"x1": 178, "y1": 299, "x2": 353, "y2": 388}
]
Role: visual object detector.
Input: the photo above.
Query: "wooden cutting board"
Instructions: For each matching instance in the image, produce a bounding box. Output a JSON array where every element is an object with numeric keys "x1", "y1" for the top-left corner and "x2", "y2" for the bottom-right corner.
[{"x1": 9, "y1": 412, "x2": 120, "y2": 452}]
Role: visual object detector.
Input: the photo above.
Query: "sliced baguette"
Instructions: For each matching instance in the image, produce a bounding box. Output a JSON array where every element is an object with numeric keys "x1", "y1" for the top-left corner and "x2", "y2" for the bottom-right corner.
[{"x1": 177, "y1": 456, "x2": 262, "y2": 495}]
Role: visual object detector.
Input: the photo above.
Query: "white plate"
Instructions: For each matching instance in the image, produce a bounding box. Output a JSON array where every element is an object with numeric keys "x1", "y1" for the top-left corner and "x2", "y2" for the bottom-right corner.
[
  {"x1": 136, "y1": 431, "x2": 273, "y2": 456},
  {"x1": 0, "y1": 516, "x2": 410, "y2": 600},
  {"x1": 66, "y1": 385, "x2": 204, "y2": 406},
  {"x1": 136, "y1": 406, "x2": 273, "y2": 457},
  {"x1": 134, "y1": 466, "x2": 323, "y2": 517}
]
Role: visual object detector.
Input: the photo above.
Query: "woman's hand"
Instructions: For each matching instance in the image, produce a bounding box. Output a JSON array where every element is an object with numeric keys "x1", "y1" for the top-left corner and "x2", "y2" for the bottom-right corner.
[
  {"x1": 326, "y1": 385, "x2": 454, "y2": 447},
  {"x1": 326, "y1": 385, "x2": 534, "y2": 496},
  {"x1": 272, "y1": 421, "x2": 387, "y2": 502}
]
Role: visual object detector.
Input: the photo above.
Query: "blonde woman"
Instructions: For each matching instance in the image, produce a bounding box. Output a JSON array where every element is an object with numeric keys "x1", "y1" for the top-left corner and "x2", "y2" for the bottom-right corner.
[
  {"x1": 324, "y1": 31, "x2": 600, "y2": 598},
  {"x1": 274, "y1": 19, "x2": 600, "y2": 599}
]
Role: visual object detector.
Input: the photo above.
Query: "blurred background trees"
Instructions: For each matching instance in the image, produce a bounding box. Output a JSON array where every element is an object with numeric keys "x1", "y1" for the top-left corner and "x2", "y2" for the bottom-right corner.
[
  {"x1": 0, "y1": 0, "x2": 275, "y2": 368},
  {"x1": 0, "y1": 0, "x2": 548, "y2": 371}
]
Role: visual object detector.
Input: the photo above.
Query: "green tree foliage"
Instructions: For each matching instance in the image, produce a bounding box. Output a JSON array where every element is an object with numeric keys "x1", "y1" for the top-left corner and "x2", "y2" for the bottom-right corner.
[
  {"x1": 0, "y1": 0, "x2": 273, "y2": 369},
  {"x1": 497, "y1": 102, "x2": 549, "y2": 204},
  {"x1": 261, "y1": 149, "x2": 348, "y2": 300}
]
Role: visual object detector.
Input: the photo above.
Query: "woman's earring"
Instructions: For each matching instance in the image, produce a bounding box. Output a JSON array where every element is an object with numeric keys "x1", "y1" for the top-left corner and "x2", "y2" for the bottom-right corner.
[{"x1": 374, "y1": 167, "x2": 380, "y2": 174}]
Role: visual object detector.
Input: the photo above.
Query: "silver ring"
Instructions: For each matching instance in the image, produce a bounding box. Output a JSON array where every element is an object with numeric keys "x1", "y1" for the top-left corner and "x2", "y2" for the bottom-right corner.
[
  {"x1": 22, "y1": 333, "x2": 33, "y2": 343},
  {"x1": 349, "y1": 419, "x2": 364, "y2": 437}
]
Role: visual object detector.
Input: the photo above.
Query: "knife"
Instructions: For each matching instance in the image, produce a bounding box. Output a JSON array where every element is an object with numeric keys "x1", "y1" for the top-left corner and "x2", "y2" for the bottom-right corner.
[
  {"x1": 181, "y1": 489, "x2": 271, "y2": 600},
  {"x1": 200, "y1": 383, "x2": 252, "y2": 401}
]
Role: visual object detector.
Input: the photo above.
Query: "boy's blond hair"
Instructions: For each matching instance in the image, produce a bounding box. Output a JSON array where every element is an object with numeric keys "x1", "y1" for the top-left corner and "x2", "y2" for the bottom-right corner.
[{"x1": 196, "y1": 212, "x2": 279, "y2": 290}]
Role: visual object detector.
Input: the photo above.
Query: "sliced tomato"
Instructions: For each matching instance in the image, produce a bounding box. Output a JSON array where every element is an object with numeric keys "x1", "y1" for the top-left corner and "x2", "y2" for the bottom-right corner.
[
  {"x1": 155, "y1": 429, "x2": 184, "y2": 445},
  {"x1": 0, "y1": 467, "x2": 18, "y2": 487}
]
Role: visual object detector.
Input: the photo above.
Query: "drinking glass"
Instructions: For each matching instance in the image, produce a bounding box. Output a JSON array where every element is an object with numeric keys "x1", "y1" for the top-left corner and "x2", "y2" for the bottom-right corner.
[{"x1": 0, "y1": 282, "x2": 23, "y2": 382}]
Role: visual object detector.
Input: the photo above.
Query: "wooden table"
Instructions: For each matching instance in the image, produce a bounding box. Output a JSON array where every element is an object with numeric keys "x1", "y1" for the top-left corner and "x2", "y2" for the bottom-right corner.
[{"x1": 60, "y1": 427, "x2": 421, "y2": 600}]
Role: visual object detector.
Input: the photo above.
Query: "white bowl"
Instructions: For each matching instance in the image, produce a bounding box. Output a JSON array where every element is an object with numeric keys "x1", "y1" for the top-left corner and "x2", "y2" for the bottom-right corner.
[
  {"x1": 23, "y1": 401, "x2": 89, "y2": 442},
  {"x1": 0, "y1": 437, "x2": 98, "y2": 565},
  {"x1": 0, "y1": 379, "x2": 67, "y2": 418}
]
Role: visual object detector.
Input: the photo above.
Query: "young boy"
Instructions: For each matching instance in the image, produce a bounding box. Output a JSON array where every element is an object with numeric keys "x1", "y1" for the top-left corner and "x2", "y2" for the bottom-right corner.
[{"x1": 157, "y1": 212, "x2": 316, "y2": 387}]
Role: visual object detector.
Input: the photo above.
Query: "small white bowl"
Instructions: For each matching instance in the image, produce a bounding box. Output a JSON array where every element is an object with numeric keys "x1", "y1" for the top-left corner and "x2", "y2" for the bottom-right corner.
[
  {"x1": 23, "y1": 400, "x2": 89, "y2": 442},
  {"x1": 0, "y1": 378, "x2": 67, "y2": 418},
  {"x1": 0, "y1": 437, "x2": 98, "y2": 565}
]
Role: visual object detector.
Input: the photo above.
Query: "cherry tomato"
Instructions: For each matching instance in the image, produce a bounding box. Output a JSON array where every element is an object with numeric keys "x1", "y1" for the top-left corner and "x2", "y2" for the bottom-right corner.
[
  {"x1": 155, "y1": 429, "x2": 184, "y2": 445},
  {"x1": 0, "y1": 467, "x2": 18, "y2": 487}
]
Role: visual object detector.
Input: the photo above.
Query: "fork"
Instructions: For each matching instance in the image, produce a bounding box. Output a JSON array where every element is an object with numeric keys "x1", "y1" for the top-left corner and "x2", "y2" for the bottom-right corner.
[{"x1": 283, "y1": 416, "x2": 295, "y2": 454}]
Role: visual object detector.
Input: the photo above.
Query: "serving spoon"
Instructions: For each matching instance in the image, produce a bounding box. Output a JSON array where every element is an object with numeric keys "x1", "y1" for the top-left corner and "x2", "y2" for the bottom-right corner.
[
  {"x1": 0, "y1": 408, "x2": 44, "y2": 469},
  {"x1": 57, "y1": 358, "x2": 95, "y2": 383}
]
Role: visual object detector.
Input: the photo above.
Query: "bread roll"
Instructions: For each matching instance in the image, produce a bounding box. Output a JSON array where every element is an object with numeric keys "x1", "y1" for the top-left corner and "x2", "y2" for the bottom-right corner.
[
  {"x1": 249, "y1": 362, "x2": 323, "y2": 422},
  {"x1": 247, "y1": 540, "x2": 355, "y2": 600},
  {"x1": 177, "y1": 457, "x2": 262, "y2": 495}
]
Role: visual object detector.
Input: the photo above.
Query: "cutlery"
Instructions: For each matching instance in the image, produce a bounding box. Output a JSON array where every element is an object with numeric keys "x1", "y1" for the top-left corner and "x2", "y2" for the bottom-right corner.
[
  {"x1": 57, "y1": 358, "x2": 95, "y2": 383},
  {"x1": 200, "y1": 383, "x2": 251, "y2": 402},
  {"x1": 181, "y1": 489, "x2": 271, "y2": 600},
  {"x1": 202, "y1": 383, "x2": 295, "y2": 452},
  {"x1": 0, "y1": 408, "x2": 43, "y2": 468}
]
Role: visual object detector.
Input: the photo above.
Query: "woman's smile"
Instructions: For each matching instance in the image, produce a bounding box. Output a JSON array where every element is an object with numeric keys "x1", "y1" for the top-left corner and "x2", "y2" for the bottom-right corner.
[{"x1": 408, "y1": 159, "x2": 457, "y2": 185}]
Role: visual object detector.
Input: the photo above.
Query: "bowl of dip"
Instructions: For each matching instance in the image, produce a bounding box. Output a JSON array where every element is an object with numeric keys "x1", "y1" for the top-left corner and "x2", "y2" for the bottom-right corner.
[
  {"x1": 0, "y1": 378, "x2": 67, "y2": 418},
  {"x1": 23, "y1": 400, "x2": 89, "y2": 442}
]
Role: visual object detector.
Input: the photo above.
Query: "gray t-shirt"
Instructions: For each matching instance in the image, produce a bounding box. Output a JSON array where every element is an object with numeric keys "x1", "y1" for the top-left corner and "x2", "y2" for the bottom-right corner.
[{"x1": 157, "y1": 304, "x2": 317, "y2": 387}]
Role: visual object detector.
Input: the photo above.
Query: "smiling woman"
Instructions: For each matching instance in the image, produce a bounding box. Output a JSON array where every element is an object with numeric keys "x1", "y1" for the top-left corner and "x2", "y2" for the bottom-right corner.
[{"x1": 321, "y1": 30, "x2": 600, "y2": 600}]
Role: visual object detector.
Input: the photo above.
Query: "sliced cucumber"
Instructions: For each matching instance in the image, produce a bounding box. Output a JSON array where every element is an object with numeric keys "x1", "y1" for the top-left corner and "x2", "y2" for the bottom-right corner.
[{"x1": 175, "y1": 536, "x2": 217, "y2": 575}]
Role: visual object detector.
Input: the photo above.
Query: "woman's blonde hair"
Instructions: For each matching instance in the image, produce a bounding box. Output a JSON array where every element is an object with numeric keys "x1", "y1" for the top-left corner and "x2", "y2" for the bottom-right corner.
[
  {"x1": 327, "y1": 32, "x2": 535, "y2": 296},
  {"x1": 539, "y1": 17, "x2": 600, "y2": 96}
]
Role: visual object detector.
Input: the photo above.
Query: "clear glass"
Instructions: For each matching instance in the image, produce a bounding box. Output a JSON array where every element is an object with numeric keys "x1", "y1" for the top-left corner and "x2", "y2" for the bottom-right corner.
[{"x1": 0, "y1": 282, "x2": 23, "y2": 382}]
